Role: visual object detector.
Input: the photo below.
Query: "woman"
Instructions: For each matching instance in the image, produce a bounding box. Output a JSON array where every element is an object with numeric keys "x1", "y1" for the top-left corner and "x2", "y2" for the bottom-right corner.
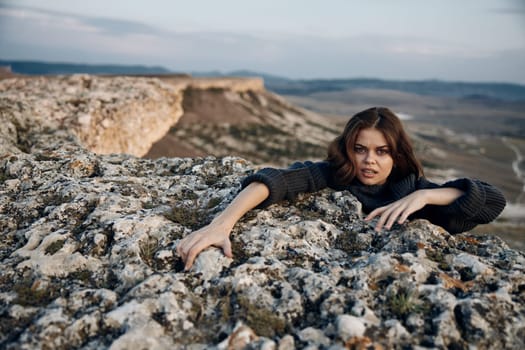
[{"x1": 177, "y1": 107, "x2": 506, "y2": 270}]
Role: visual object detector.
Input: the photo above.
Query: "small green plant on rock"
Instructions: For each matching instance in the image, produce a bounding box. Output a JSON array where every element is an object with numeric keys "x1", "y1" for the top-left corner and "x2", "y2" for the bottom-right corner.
[
  {"x1": 388, "y1": 288, "x2": 422, "y2": 319},
  {"x1": 139, "y1": 237, "x2": 159, "y2": 267},
  {"x1": 426, "y1": 248, "x2": 451, "y2": 271}
]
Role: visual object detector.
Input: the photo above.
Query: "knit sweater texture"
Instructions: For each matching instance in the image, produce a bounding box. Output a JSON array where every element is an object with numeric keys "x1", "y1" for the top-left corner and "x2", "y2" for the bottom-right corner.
[{"x1": 241, "y1": 161, "x2": 506, "y2": 234}]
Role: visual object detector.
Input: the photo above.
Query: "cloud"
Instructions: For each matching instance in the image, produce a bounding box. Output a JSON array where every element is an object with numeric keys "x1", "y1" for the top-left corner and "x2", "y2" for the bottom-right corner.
[
  {"x1": 0, "y1": 5, "x2": 100, "y2": 33},
  {"x1": 0, "y1": 3, "x2": 161, "y2": 37},
  {"x1": 0, "y1": 3, "x2": 523, "y2": 83}
]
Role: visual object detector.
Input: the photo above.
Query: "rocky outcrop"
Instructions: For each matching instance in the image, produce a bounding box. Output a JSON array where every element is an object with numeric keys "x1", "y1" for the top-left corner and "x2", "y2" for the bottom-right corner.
[
  {"x1": 0, "y1": 75, "x2": 266, "y2": 158},
  {"x1": 0, "y1": 75, "x2": 185, "y2": 157},
  {"x1": 1, "y1": 76, "x2": 524, "y2": 349}
]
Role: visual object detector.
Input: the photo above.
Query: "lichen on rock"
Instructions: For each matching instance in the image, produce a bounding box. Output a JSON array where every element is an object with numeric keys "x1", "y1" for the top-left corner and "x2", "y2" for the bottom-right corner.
[{"x1": 1, "y1": 75, "x2": 524, "y2": 349}]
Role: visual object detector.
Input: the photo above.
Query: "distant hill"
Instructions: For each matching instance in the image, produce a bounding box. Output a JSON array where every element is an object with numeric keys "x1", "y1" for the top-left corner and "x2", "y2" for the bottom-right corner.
[
  {"x1": 193, "y1": 70, "x2": 525, "y2": 102},
  {"x1": 0, "y1": 59, "x2": 171, "y2": 76},
  {"x1": 265, "y1": 77, "x2": 525, "y2": 103},
  {"x1": 2, "y1": 59, "x2": 525, "y2": 102}
]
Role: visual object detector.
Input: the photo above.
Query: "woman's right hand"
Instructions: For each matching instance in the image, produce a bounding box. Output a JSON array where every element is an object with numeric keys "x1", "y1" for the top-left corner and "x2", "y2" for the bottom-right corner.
[
  {"x1": 176, "y1": 182, "x2": 270, "y2": 271},
  {"x1": 176, "y1": 220, "x2": 233, "y2": 271}
]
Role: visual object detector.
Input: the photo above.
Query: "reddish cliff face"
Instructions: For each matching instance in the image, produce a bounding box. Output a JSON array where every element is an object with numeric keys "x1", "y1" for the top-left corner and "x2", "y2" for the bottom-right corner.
[{"x1": 145, "y1": 83, "x2": 343, "y2": 165}]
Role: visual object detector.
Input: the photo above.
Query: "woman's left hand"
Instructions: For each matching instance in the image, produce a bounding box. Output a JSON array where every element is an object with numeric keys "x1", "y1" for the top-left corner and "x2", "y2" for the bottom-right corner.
[{"x1": 365, "y1": 190, "x2": 429, "y2": 231}]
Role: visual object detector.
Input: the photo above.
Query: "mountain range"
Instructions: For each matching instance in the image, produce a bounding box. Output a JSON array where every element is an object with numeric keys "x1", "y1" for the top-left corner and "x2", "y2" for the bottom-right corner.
[{"x1": 2, "y1": 59, "x2": 525, "y2": 102}]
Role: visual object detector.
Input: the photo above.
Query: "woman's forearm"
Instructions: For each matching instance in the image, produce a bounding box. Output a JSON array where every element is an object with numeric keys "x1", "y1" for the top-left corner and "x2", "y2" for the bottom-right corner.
[
  {"x1": 212, "y1": 182, "x2": 269, "y2": 230},
  {"x1": 421, "y1": 187, "x2": 464, "y2": 206}
]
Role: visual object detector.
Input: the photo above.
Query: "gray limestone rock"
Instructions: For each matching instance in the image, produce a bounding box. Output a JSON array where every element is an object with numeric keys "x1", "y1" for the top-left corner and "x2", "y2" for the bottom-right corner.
[{"x1": 1, "y1": 75, "x2": 524, "y2": 349}]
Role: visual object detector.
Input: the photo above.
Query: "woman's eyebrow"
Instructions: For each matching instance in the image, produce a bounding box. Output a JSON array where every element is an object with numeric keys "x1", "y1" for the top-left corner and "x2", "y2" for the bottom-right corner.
[{"x1": 355, "y1": 143, "x2": 389, "y2": 149}]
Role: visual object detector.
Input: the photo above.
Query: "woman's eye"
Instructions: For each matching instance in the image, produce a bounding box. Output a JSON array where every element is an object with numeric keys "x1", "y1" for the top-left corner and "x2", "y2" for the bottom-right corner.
[
  {"x1": 376, "y1": 149, "x2": 390, "y2": 155},
  {"x1": 354, "y1": 147, "x2": 366, "y2": 154}
]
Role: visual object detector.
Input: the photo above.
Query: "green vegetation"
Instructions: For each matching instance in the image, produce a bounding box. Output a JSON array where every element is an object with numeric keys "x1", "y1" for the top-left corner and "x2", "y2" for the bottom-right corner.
[
  {"x1": 229, "y1": 238, "x2": 250, "y2": 267},
  {"x1": 236, "y1": 295, "x2": 287, "y2": 338},
  {"x1": 0, "y1": 172, "x2": 8, "y2": 183},
  {"x1": 199, "y1": 283, "x2": 287, "y2": 340},
  {"x1": 206, "y1": 197, "x2": 222, "y2": 209},
  {"x1": 178, "y1": 189, "x2": 199, "y2": 201},
  {"x1": 45, "y1": 240, "x2": 65, "y2": 255},
  {"x1": 228, "y1": 124, "x2": 287, "y2": 139},
  {"x1": 426, "y1": 248, "x2": 451, "y2": 271},
  {"x1": 139, "y1": 237, "x2": 159, "y2": 267},
  {"x1": 34, "y1": 153, "x2": 62, "y2": 162},
  {"x1": 142, "y1": 201, "x2": 156, "y2": 209},
  {"x1": 306, "y1": 119, "x2": 339, "y2": 134},
  {"x1": 163, "y1": 206, "x2": 206, "y2": 230},
  {"x1": 388, "y1": 288, "x2": 423, "y2": 319},
  {"x1": 70, "y1": 270, "x2": 93, "y2": 284},
  {"x1": 13, "y1": 278, "x2": 59, "y2": 307}
]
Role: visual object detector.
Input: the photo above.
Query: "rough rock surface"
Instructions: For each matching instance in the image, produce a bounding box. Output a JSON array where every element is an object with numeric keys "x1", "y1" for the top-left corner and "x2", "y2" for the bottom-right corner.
[
  {"x1": 1, "y1": 76, "x2": 525, "y2": 349},
  {"x1": 0, "y1": 75, "x2": 265, "y2": 158}
]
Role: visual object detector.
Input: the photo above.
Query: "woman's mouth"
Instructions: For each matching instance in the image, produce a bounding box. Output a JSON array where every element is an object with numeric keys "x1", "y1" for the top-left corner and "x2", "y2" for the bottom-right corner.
[{"x1": 361, "y1": 169, "x2": 378, "y2": 178}]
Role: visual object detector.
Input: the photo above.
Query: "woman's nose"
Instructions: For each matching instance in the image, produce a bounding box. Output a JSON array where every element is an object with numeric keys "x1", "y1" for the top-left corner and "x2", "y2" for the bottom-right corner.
[{"x1": 364, "y1": 152, "x2": 376, "y2": 163}]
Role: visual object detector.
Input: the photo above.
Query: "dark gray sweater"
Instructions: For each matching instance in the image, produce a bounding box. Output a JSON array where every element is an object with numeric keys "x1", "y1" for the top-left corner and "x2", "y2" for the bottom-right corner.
[{"x1": 241, "y1": 161, "x2": 506, "y2": 234}]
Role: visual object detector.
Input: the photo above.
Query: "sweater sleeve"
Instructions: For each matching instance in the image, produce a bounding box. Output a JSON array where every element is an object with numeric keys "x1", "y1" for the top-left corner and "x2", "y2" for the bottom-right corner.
[
  {"x1": 415, "y1": 177, "x2": 506, "y2": 233},
  {"x1": 240, "y1": 161, "x2": 332, "y2": 209}
]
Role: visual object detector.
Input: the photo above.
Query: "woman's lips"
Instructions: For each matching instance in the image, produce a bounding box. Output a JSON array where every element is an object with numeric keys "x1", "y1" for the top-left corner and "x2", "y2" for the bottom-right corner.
[{"x1": 361, "y1": 169, "x2": 377, "y2": 178}]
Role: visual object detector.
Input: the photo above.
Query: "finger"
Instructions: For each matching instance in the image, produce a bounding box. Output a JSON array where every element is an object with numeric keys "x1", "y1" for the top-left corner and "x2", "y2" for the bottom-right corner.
[
  {"x1": 184, "y1": 243, "x2": 202, "y2": 271},
  {"x1": 179, "y1": 231, "x2": 205, "y2": 257},
  {"x1": 376, "y1": 205, "x2": 399, "y2": 231},
  {"x1": 184, "y1": 237, "x2": 216, "y2": 271},
  {"x1": 385, "y1": 206, "x2": 404, "y2": 229},
  {"x1": 399, "y1": 200, "x2": 424, "y2": 224},
  {"x1": 176, "y1": 240, "x2": 187, "y2": 260},
  {"x1": 365, "y1": 206, "x2": 385, "y2": 221},
  {"x1": 398, "y1": 210, "x2": 411, "y2": 224},
  {"x1": 385, "y1": 202, "x2": 410, "y2": 229},
  {"x1": 375, "y1": 209, "x2": 393, "y2": 231},
  {"x1": 177, "y1": 233, "x2": 203, "y2": 262},
  {"x1": 222, "y1": 239, "x2": 233, "y2": 258}
]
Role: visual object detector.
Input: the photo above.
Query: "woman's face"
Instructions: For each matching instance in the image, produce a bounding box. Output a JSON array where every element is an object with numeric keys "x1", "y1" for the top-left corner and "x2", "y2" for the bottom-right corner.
[{"x1": 352, "y1": 128, "x2": 394, "y2": 185}]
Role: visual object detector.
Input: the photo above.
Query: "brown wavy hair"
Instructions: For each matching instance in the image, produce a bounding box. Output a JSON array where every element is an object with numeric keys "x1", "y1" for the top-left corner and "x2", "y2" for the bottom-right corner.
[{"x1": 326, "y1": 107, "x2": 424, "y2": 185}]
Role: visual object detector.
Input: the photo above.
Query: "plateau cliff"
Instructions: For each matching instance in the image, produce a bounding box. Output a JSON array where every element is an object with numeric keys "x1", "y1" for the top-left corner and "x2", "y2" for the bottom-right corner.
[{"x1": 0, "y1": 75, "x2": 524, "y2": 349}]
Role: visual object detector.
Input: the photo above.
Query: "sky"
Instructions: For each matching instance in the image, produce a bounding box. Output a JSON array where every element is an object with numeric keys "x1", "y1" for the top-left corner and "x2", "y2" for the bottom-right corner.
[{"x1": 0, "y1": 0, "x2": 524, "y2": 83}]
